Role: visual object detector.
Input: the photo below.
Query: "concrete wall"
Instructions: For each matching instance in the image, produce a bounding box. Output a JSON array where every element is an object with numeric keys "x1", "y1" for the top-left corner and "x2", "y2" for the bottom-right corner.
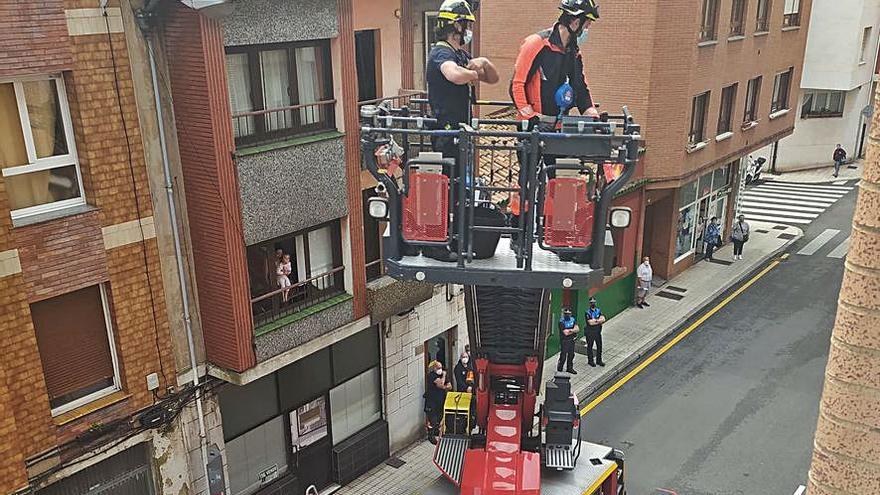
[
  {"x1": 235, "y1": 137, "x2": 348, "y2": 245},
  {"x1": 253, "y1": 298, "x2": 355, "y2": 361},
  {"x1": 354, "y1": 0, "x2": 403, "y2": 97},
  {"x1": 223, "y1": 0, "x2": 338, "y2": 46},
  {"x1": 801, "y1": 0, "x2": 879, "y2": 90},
  {"x1": 777, "y1": 85, "x2": 870, "y2": 169},
  {"x1": 383, "y1": 287, "x2": 468, "y2": 452}
]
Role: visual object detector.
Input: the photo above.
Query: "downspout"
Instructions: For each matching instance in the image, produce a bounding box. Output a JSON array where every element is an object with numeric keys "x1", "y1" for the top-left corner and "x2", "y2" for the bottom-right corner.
[{"x1": 136, "y1": 7, "x2": 212, "y2": 491}]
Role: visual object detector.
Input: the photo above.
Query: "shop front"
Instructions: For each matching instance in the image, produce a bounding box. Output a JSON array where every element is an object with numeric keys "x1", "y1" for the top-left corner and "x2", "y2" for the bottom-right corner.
[
  {"x1": 219, "y1": 326, "x2": 388, "y2": 495},
  {"x1": 673, "y1": 160, "x2": 737, "y2": 267}
]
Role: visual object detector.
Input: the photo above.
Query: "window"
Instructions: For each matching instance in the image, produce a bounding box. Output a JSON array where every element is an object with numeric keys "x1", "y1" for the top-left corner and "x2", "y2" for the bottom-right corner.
[
  {"x1": 730, "y1": 0, "x2": 747, "y2": 36},
  {"x1": 743, "y1": 76, "x2": 762, "y2": 124},
  {"x1": 330, "y1": 367, "x2": 381, "y2": 444},
  {"x1": 689, "y1": 91, "x2": 711, "y2": 145},
  {"x1": 0, "y1": 76, "x2": 84, "y2": 220},
  {"x1": 783, "y1": 0, "x2": 800, "y2": 27},
  {"x1": 699, "y1": 0, "x2": 719, "y2": 41},
  {"x1": 356, "y1": 30, "x2": 380, "y2": 102},
  {"x1": 30, "y1": 285, "x2": 121, "y2": 414},
  {"x1": 861, "y1": 27, "x2": 873, "y2": 64},
  {"x1": 247, "y1": 220, "x2": 345, "y2": 327},
  {"x1": 771, "y1": 68, "x2": 793, "y2": 113},
  {"x1": 226, "y1": 415, "x2": 289, "y2": 495},
  {"x1": 801, "y1": 90, "x2": 846, "y2": 118},
  {"x1": 755, "y1": 0, "x2": 771, "y2": 32},
  {"x1": 226, "y1": 40, "x2": 335, "y2": 147},
  {"x1": 717, "y1": 83, "x2": 738, "y2": 134}
]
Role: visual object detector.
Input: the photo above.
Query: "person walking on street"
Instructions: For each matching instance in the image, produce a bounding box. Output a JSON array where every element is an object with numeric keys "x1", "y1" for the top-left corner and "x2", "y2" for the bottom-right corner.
[
  {"x1": 703, "y1": 217, "x2": 721, "y2": 261},
  {"x1": 453, "y1": 351, "x2": 474, "y2": 392},
  {"x1": 584, "y1": 297, "x2": 606, "y2": 367},
  {"x1": 557, "y1": 307, "x2": 580, "y2": 374},
  {"x1": 730, "y1": 214, "x2": 750, "y2": 261},
  {"x1": 833, "y1": 144, "x2": 847, "y2": 178},
  {"x1": 636, "y1": 256, "x2": 652, "y2": 308}
]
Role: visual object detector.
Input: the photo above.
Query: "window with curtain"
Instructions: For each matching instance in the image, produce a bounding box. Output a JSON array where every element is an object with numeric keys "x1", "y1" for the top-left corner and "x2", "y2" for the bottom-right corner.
[
  {"x1": 717, "y1": 83, "x2": 738, "y2": 134},
  {"x1": 743, "y1": 76, "x2": 762, "y2": 124},
  {"x1": 755, "y1": 0, "x2": 771, "y2": 31},
  {"x1": 30, "y1": 284, "x2": 121, "y2": 414},
  {"x1": 699, "y1": 0, "x2": 719, "y2": 41},
  {"x1": 1, "y1": 76, "x2": 84, "y2": 220},
  {"x1": 771, "y1": 68, "x2": 793, "y2": 113},
  {"x1": 730, "y1": 0, "x2": 747, "y2": 36},
  {"x1": 801, "y1": 90, "x2": 846, "y2": 118},
  {"x1": 783, "y1": 0, "x2": 801, "y2": 27},
  {"x1": 225, "y1": 40, "x2": 334, "y2": 147},
  {"x1": 689, "y1": 91, "x2": 710, "y2": 145}
]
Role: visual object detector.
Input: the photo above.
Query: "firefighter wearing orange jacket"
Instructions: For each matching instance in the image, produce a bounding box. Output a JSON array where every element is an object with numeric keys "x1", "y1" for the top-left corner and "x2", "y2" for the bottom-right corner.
[{"x1": 510, "y1": 0, "x2": 600, "y2": 128}]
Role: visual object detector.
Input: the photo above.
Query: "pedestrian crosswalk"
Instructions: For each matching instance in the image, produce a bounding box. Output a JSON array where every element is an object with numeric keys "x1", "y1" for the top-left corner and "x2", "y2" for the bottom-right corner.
[
  {"x1": 795, "y1": 228, "x2": 851, "y2": 259},
  {"x1": 741, "y1": 180, "x2": 855, "y2": 226}
]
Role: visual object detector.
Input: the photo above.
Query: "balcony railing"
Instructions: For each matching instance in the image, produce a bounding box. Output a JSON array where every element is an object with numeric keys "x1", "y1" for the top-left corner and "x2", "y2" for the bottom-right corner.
[
  {"x1": 232, "y1": 99, "x2": 337, "y2": 147},
  {"x1": 365, "y1": 258, "x2": 385, "y2": 282},
  {"x1": 756, "y1": 17, "x2": 770, "y2": 32},
  {"x1": 251, "y1": 266, "x2": 346, "y2": 328}
]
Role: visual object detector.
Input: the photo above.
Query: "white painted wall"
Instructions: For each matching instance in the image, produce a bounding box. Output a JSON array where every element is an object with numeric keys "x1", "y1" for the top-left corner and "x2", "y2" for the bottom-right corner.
[
  {"x1": 801, "y1": 0, "x2": 880, "y2": 90},
  {"x1": 383, "y1": 285, "x2": 468, "y2": 452},
  {"x1": 776, "y1": 85, "x2": 869, "y2": 169}
]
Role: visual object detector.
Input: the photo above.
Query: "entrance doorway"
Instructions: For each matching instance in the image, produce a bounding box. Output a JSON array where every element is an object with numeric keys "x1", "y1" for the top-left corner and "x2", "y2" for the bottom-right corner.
[{"x1": 290, "y1": 396, "x2": 332, "y2": 492}]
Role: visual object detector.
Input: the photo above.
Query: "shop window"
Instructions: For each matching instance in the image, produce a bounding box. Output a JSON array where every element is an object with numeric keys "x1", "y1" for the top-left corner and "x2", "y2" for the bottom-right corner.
[
  {"x1": 290, "y1": 396, "x2": 329, "y2": 448},
  {"x1": 1, "y1": 76, "x2": 84, "y2": 220},
  {"x1": 802, "y1": 90, "x2": 845, "y2": 118},
  {"x1": 675, "y1": 203, "x2": 697, "y2": 260},
  {"x1": 330, "y1": 367, "x2": 382, "y2": 444},
  {"x1": 247, "y1": 220, "x2": 345, "y2": 329},
  {"x1": 713, "y1": 162, "x2": 734, "y2": 191},
  {"x1": 226, "y1": 416, "x2": 289, "y2": 495},
  {"x1": 770, "y1": 68, "x2": 793, "y2": 113},
  {"x1": 30, "y1": 285, "x2": 121, "y2": 415},
  {"x1": 226, "y1": 40, "x2": 335, "y2": 147}
]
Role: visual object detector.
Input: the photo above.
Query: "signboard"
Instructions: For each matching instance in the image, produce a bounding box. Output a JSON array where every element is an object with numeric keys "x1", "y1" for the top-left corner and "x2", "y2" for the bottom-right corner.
[{"x1": 259, "y1": 464, "x2": 279, "y2": 485}]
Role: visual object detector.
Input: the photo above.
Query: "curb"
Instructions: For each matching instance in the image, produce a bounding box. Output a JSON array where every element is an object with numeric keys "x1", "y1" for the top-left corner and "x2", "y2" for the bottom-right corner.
[{"x1": 573, "y1": 227, "x2": 804, "y2": 409}]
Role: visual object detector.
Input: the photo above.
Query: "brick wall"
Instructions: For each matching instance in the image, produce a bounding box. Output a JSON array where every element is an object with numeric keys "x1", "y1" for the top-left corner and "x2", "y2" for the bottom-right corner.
[{"x1": 0, "y1": 0, "x2": 73, "y2": 78}]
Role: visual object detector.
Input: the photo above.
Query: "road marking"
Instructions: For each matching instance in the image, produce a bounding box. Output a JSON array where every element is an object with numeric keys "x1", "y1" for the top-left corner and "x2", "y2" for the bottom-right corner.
[
  {"x1": 579, "y1": 255, "x2": 786, "y2": 416},
  {"x1": 833, "y1": 180, "x2": 849, "y2": 185},
  {"x1": 767, "y1": 181, "x2": 853, "y2": 191},
  {"x1": 742, "y1": 201, "x2": 825, "y2": 213},
  {"x1": 793, "y1": 485, "x2": 806, "y2": 495},
  {"x1": 797, "y1": 229, "x2": 841, "y2": 256},
  {"x1": 742, "y1": 213, "x2": 812, "y2": 224},
  {"x1": 757, "y1": 182, "x2": 852, "y2": 193},
  {"x1": 827, "y1": 236, "x2": 850, "y2": 259},
  {"x1": 743, "y1": 191, "x2": 837, "y2": 205},
  {"x1": 753, "y1": 185, "x2": 846, "y2": 199},
  {"x1": 741, "y1": 193, "x2": 835, "y2": 208},
  {"x1": 739, "y1": 207, "x2": 819, "y2": 219}
]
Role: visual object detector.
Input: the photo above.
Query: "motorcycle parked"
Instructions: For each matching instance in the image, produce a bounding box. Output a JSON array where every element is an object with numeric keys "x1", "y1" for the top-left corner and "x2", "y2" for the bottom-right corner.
[{"x1": 744, "y1": 155, "x2": 767, "y2": 184}]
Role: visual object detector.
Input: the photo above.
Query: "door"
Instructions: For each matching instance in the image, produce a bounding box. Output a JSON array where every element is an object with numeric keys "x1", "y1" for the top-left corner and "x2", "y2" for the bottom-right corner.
[
  {"x1": 695, "y1": 198, "x2": 710, "y2": 255},
  {"x1": 290, "y1": 396, "x2": 332, "y2": 492},
  {"x1": 355, "y1": 30, "x2": 379, "y2": 102}
]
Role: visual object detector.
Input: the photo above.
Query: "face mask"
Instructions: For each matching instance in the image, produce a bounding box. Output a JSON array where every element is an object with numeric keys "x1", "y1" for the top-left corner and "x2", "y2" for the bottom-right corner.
[
  {"x1": 435, "y1": 369, "x2": 443, "y2": 376},
  {"x1": 463, "y1": 29, "x2": 473, "y2": 45},
  {"x1": 462, "y1": 357, "x2": 469, "y2": 365},
  {"x1": 577, "y1": 28, "x2": 589, "y2": 45},
  {"x1": 590, "y1": 303, "x2": 596, "y2": 308}
]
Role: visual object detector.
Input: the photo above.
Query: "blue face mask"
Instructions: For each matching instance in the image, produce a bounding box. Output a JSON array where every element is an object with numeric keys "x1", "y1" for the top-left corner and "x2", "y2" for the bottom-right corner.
[{"x1": 577, "y1": 28, "x2": 589, "y2": 45}]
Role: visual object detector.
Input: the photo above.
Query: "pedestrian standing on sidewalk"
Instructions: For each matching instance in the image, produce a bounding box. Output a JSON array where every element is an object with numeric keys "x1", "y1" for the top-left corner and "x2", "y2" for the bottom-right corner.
[
  {"x1": 703, "y1": 217, "x2": 721, "y2": 261},
  {"x1": 425, "y1": 360, "x2": 452, "y2": 444},
  {"x1": 833, "y1": 144, "x2": 847, "y2": 178},
  {"x1": 636, "y1": 256, "x2": 652, "y2": 308},
  {"x1": 557, "y1": 307, "x2": 580, "y2": 374},
  {"x1": 584, "y1": 297, "x2": 606, "y2": 367},
  {"x1": 453, "y1": 351, "x2": 474, "y2": 392},
  {"x1": 730, "y1": 214, "x2": 750, "y2": 260}
]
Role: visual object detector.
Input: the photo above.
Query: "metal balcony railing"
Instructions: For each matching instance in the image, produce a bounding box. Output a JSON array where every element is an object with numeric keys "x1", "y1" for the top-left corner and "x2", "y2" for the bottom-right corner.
[
  {"x1": 250, "y1": 265, "x2": 346, "y2": 328},
  {"x1": 232, "y1": 99, "x2": 337, "y2": 147}
]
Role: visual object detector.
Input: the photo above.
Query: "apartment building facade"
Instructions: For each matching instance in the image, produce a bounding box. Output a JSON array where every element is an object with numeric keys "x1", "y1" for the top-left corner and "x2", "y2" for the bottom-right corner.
[
  {"x1": 480, "y1": 0, "x2": 810, "y2": 282},
  {"x1": 131, "y1": 0, "x2": 468, "y2": 493},
  {"x1": 774, "y1": 0, "x2": 879, "y2": 169},
  {"x1": 0, "y1": 1, "x2": 197, "y2": 494}
]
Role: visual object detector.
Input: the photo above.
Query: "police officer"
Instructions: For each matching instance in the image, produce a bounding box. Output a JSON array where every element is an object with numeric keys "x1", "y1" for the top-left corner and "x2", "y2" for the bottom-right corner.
[
  {"x1": 557, "y1": 307, "x2": 580, "y2": 374},
  {"x1": 584, "y1": 297, "x2": 606, "y2": 367}
]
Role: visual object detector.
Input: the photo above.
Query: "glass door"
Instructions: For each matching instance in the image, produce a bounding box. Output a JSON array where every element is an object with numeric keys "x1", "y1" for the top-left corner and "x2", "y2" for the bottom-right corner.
[{"x1": 290, "y1": 396, "x2": 332, "y2": 492}]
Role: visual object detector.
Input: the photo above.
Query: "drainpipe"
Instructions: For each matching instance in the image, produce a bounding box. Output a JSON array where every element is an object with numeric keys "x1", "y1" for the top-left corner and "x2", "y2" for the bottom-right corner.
[{"x1": 137, "y1": 13, "x2": 212, "y2": 492}]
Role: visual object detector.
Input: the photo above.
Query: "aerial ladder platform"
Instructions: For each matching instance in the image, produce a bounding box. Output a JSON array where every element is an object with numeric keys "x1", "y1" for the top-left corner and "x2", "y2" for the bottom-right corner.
[{"x1": 360, "y1": 96, "x2": 640, "y2": 495}]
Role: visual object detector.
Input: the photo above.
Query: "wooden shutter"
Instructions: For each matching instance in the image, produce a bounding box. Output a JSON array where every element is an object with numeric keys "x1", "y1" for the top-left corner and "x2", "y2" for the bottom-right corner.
[{"x1": 31, "y1": 285, "x2": 116, "y2": 408}]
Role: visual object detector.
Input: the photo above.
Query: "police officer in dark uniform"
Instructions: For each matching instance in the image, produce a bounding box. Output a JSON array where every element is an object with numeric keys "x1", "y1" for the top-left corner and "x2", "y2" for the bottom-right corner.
[
  {"x1": 584, "y1": 297, "x2": 606, "y2": 367},
  {"x1": 557, "y1": 307, "x2": 580, "y2": 374}
]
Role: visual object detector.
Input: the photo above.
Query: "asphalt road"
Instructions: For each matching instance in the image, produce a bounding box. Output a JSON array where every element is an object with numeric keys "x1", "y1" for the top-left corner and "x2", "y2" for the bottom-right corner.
[{"x1": 582, "y1": 181, "x2": 858, "y2": 495}]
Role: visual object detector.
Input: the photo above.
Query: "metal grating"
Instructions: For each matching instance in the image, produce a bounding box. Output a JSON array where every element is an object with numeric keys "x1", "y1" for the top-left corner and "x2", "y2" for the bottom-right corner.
[
  {"x1": 434, "y1": 435, "x2": 470, "y2": 484},
  {"x1": 665, "y1": 285, "x2": 688, "y2": 293},
  {"x1": 777, "y1": 233, "x2": 797, "y2": 240},
  {"x1": 544, "y1": 444, "x2": 576, "y2": 470},
  {"x1": 655, "y1": 291, "x2": 684, "y2": 301}
]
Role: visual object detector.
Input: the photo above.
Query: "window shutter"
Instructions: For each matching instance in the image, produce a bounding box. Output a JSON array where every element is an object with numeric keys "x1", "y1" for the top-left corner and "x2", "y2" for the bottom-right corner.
[{"x1": 31, "y1": 285, "x2": 116, "y2": 408}]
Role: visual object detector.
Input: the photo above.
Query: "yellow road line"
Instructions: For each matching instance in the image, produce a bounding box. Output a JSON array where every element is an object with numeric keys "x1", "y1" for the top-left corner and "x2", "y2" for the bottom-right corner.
[{"x1": 579, "y1": 256, "x2": 785, "y2": 416}]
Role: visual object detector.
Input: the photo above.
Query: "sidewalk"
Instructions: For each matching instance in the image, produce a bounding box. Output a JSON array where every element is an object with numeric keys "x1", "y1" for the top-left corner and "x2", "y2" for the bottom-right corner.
[
  {"x1": 335, "y1": 221, "x2": 802, "y2": 495},
  {"x1": 762, "y1": 159, "x2": 863, "y2": 183}
]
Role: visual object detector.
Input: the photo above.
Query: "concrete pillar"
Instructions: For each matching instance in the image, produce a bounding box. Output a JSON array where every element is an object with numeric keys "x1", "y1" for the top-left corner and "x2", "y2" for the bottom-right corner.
[{"x1": 807, "y1": 87, "x2": 880, "y2": 494}]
